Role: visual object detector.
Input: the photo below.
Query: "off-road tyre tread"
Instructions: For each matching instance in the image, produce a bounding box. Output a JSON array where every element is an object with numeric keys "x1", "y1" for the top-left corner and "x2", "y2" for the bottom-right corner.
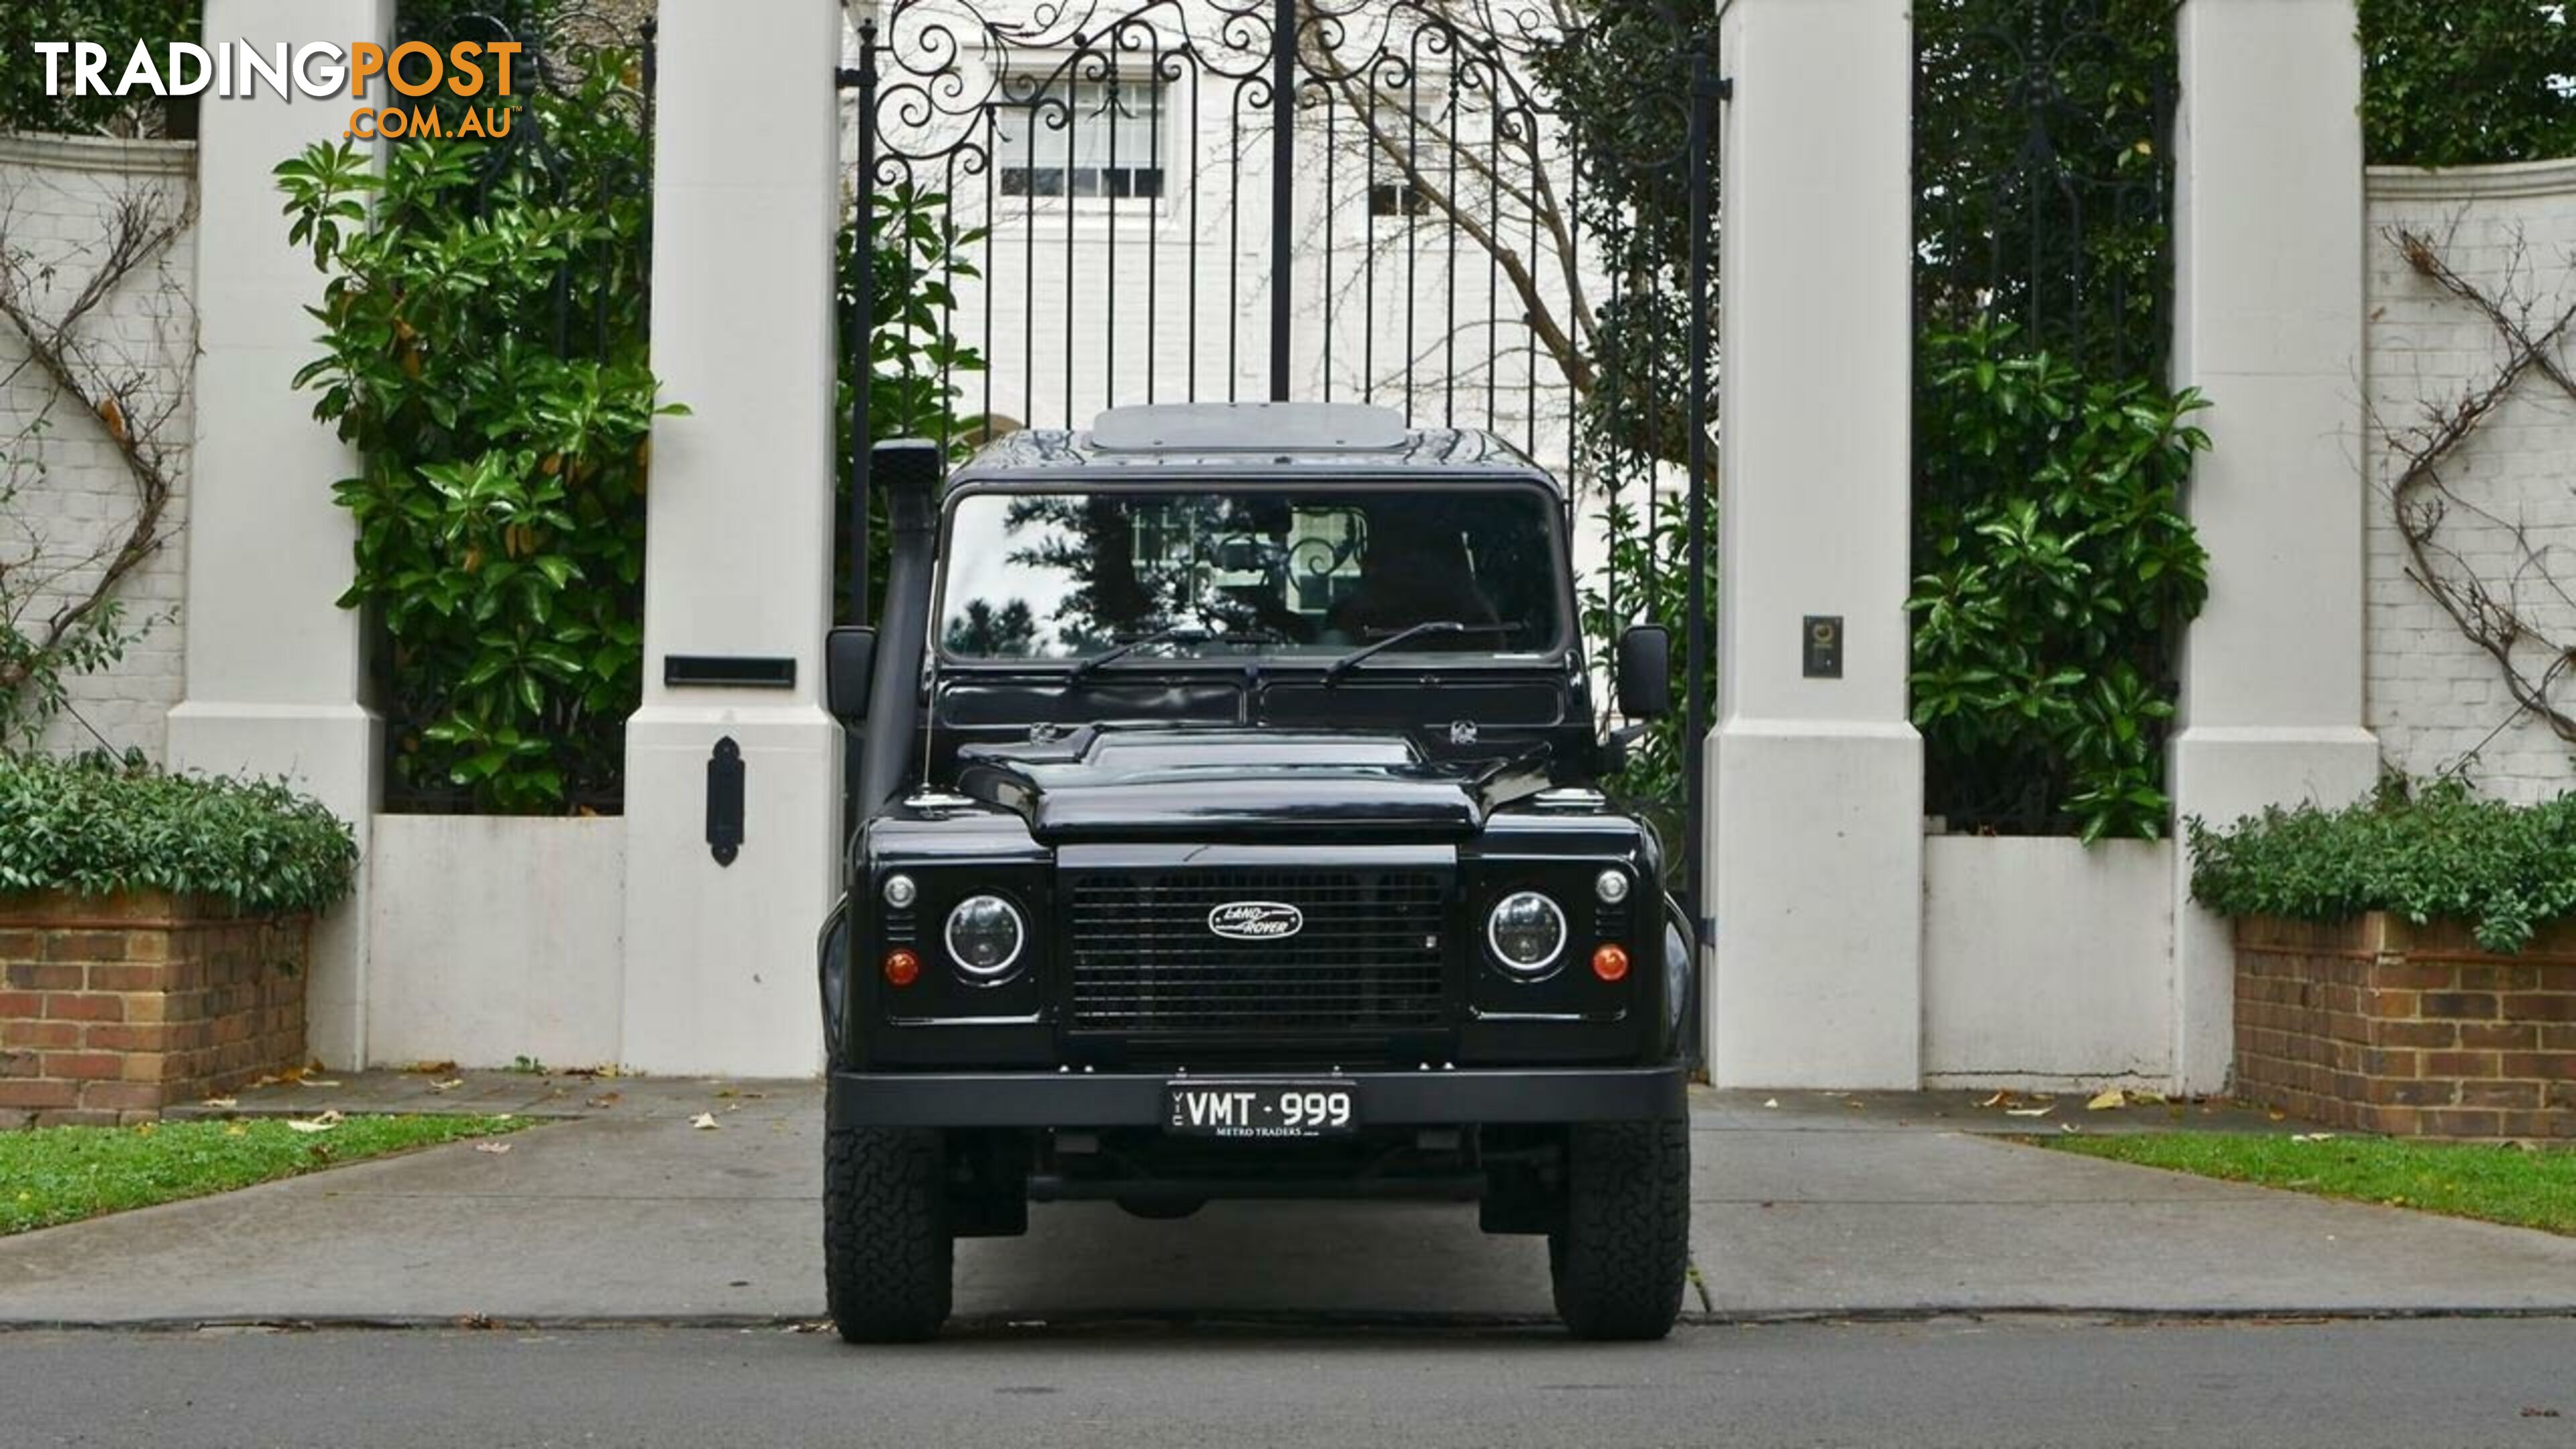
[
  {"x1": 1549, "y1": 1120, "x2": 1689, "y2": 1341},
  {"x1": 824, "y1": 1126, "x2": 953, "y2": 1343}
]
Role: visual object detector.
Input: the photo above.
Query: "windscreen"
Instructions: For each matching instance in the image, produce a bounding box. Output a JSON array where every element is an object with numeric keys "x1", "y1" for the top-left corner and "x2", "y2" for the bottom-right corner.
[{"x1": 938, "y1": 487, "x2": 1566, "y2": 661}]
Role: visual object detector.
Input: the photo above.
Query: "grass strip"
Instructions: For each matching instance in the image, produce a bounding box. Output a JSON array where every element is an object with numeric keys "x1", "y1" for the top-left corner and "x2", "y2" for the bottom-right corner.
[
  {"x1": 2038, "y1": 1130, "x2": 2575, "y2": 1236},
  {"x1": 2, "y1": 1114, "x2": 529, "y2": 1234}
]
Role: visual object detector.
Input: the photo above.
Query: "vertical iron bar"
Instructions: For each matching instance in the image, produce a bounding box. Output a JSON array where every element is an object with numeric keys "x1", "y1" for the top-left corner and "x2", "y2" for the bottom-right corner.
[
  {"x1": 1442, "y1": 48, "x2": 1458, "y2": 428},
  {"x1": 1146, "y1": 51, "x2": 1162, "y2": 405},
  {"x1": 1362, "y1": 103, "x2": 1377, "y2": 404},
  {"x1": 1187, "y1": 62, "x2": 1201, "y2": 401},
  {"x1": 849, "y1": 22, "x2": 879, "y2": 627},
  {"x1": 1065, "y1": 80, "x2": 1078, "y2": 426},
  {"x1": 1230, "y1": 101, "x2": 1244, "y2": 400},
  {"x1": 1106, "y1": 71, "x2": 1120, "y2": 410},
  {"x1": 1269, "y1": 0, "x2": 1295, "y2": 399},
  {"x1": 1322, "y1": 92, "x2": 1336, "y2": 401},
  {"x1": 1023, "y1": 95, "x2": 1036, "y2": 427},
  {"x1": 1484, "y1": 100, "x2": 1499, "y2": 432},
  {"x1": 981, "y1": 107, "x2": 994, "y2": 431},
  {"x1": 1684, "y1": 56, "x2": 1716, "y2": 937}
]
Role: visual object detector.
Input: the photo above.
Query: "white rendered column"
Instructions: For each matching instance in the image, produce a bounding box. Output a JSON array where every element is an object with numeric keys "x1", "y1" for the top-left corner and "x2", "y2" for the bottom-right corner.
[
  {"x1": 1707, "y1": 0, "x2": 1922, "y2": 1088},
  {"x1": 620, "y1": 0, "x2": 843, "y2": 1075},
  {"x1": 166, "y1": 0, "x2": 391, "y2": 1068},
  {"x1": 2166, "y1": 0, "x2": 2380, "y2": 1094}
]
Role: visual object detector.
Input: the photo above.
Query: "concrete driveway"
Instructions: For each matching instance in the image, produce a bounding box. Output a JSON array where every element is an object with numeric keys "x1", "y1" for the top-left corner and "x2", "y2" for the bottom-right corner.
[{"x1": 2, "y1": 1077, "x2": 2572, "y2": 1327}]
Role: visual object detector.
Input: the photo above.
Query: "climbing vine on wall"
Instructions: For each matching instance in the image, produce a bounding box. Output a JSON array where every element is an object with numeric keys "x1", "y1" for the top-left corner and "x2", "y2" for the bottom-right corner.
[
  {"x1": 0, "y1": 182, "x2": 192, "y2": 749},
  {"x1": 2376, "y1": 227, "x2": 2576, "y2": 765}
]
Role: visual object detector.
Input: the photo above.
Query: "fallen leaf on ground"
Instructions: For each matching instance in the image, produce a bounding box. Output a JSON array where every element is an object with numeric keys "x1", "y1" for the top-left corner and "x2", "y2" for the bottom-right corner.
[
  {"x1": 690, "y1": 1112, "x2": 720, "y2": 1130},
  {"x1": 2004, "y1": 1106, "x2": 2054, "y2": 1118},
  {"x1": 297, "y1": 1078, "x2": 343, "y2": 1089},
  {"x1": 403, "y1": 1059, "x2": 459, "y2": 1075},
  {"x1": 1976, "y1": 1091, "x2": 2016, "y2": 1109},
  {"x1": 286, "y1": 1110, "x2": 345, "y2": 1134},
  {"x1": 201, "y1": 1096, "x2": 237, "y2": 1110},
  {"x1": 474, "y1": 1142, "x2": 513, "y2": 1155},
  {"x1": 1762, "y1": 1097, "x2": 1779, "y2": 1109},
  {"x1": 429, "y1": 1079, "x2": 465, "y2": 1092},
  {"x1": 586, "y1": 1091, "x2": 623, "y2": 1108},
  {"x1": 2086, "y1": 1088, "x2": 2129, "y2": 1111},
  {"x1": 2291, "y1": 1132, "x2": 2337, "y2": 1143}
]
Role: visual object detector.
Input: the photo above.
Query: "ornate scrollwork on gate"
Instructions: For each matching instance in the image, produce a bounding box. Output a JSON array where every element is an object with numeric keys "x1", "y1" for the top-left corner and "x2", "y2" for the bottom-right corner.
[{"x1": 845, "y1": 0, "x2": 1708, "y2": 445}]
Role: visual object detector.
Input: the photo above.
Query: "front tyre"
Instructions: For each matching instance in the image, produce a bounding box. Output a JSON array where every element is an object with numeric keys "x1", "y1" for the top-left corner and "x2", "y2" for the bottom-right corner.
[
  {"x1": 1548, "y1": 1120, "x2": 1690, "y2": 1341},
  {"x1": 824, "y1": 1126, "x2": 953, "y2": 1343}
]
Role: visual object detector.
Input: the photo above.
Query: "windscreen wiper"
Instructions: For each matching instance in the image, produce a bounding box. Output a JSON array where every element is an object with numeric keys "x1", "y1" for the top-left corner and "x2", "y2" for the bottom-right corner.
[
  {"x1": 1067, "y1": 624, "x2": 1285, "y2": 685},
  {"x1": 1321, "y1": 619, "x2": 1511, "y2": 686},
  {"x1": 1067, "y1": 626, "x2": 1205, "y2": 685}
]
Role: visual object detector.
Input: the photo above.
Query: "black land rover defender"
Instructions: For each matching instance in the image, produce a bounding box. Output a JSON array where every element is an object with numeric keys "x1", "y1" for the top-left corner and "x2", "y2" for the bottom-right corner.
[{"x1": 818, "y1": 402, "x2": 1693, "y2": 1342}]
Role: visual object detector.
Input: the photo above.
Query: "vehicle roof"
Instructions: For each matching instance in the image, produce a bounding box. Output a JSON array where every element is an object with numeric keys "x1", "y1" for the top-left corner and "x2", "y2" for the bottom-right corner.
[{"x1": 946, "y1": 402, "x2": 1561, "y2": 490}]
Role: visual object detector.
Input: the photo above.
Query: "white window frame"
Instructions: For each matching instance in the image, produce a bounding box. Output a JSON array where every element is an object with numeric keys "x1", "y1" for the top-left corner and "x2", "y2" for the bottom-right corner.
[{"x1": 987, "y1": 60, "x2": 1176, "y2": 219}]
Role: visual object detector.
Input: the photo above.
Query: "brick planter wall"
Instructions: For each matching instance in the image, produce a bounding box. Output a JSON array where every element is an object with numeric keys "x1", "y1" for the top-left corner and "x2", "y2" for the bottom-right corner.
[
  {"x1": 0, "y1": 892, "x2": 309, "y2": 1128},
  {"x1": 2235, "y1": 914, "x2": 2576, "y2": 1138}
]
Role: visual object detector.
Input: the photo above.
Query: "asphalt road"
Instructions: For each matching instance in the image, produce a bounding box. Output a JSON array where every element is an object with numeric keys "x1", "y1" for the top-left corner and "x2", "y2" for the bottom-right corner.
[{"x1": 7, "y1": 1316, "x2": 2575, "y2": 1448}]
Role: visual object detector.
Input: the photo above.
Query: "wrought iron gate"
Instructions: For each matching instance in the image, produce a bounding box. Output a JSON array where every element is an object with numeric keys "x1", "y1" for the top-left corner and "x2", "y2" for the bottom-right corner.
[{"x1": 839, "y1": 0, "x2": 1719, "y2": 941}]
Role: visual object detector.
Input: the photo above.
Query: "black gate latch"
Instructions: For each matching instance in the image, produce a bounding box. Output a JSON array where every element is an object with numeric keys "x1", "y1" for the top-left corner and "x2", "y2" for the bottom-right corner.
[{"x1": 706, "y1": 737, "x2": 745, "y2": 866}]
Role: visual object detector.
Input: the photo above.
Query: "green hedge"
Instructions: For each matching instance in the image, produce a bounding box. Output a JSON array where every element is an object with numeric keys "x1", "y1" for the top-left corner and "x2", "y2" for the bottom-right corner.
[
  {"x1": 0, "y1": 753, "x2": 358, "y2": 915},
  {"x1": 2188, "y1": 778, "x2": 2576, "y2": 955},
  {"x1": 2361, "y1": 0, "x2": 2576, "y2": 166},
  {"x1": 0, "y1": 1, "x2": 196, "y2": 136}
]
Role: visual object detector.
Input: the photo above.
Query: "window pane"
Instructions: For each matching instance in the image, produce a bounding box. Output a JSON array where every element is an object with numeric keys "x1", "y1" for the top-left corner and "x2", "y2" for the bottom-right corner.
[{"x1": 991, "y1": 74, "x2": 1164, "y2": 203}]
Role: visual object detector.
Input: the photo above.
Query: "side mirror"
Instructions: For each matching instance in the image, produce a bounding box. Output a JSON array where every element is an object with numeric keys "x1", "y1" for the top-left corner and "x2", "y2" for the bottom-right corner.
[
  {"x1": 1615, "y1": 624, "x2": 1673, "y2": 720},
  {"x1": 826, "y1": 626, "x2": 877, "y2": 725}
]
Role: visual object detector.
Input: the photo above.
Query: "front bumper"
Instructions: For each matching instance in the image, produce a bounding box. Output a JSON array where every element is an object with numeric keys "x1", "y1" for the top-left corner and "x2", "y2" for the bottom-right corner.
[{"x1": 826, "y1": 1064, "x2": 1688, "y2": 1130}]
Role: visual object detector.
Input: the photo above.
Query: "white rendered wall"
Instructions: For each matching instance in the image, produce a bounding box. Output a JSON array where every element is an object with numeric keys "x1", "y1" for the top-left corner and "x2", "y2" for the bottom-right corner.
[
  {"x1": 2365, "y1": 160, "x2": 2576, "y2": 804},
  {"x1": 1708, "y1": 0, "x2": 1923, "y2": 1089},
  {"x1": 0, "y1": 136, "x2": 195, "y2": 762},
  {"x1": 623, "y1": 0, "x2": 842, "y2": 1077},
  {"x1": 2165, "y1": 0, "x2": 2380, "y2": 1095},
  {"x1": 1921, "y1": 837, "x2": 2177, "y2": 1091},
  {"x1": 165, "y1": 0, "x2": 391, "y2": 1069},
  {"x1": 366, "y1": 816, "x2": 626, "y2": 1069}
]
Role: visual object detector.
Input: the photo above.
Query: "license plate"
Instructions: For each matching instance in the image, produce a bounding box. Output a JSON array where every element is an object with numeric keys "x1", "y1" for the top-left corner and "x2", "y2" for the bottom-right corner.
[{"x1": 1165, "y1": 1081, "x2": 1358, "y2": 1138}]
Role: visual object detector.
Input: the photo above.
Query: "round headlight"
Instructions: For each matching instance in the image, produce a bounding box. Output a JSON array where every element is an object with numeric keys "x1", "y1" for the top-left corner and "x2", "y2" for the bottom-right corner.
[
  {"x1": 1487, "y1": 891, "x2": 1566, "y2": 973},
  {"x1": 944, "y1": 894, "x2": 1025, "y2": 979},
  {"x1": 883, "y1": 873, "x2": 918, "y2": 910},
  {"x1": 1595, "y1": 869, "x2": 1631, "y2": 904}
]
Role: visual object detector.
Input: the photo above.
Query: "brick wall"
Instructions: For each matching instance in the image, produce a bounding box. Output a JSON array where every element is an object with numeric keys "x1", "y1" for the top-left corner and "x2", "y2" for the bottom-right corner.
[
  {"x1": 0, "y1": 133, "x2": 196, "y2": 763},
  {"x1": 2235, "y1": 914, "x2": 2576, "y2": 1138},
  {"x1": 0, "y1": 892, "x2": 309, "y2": 1128},
  {"x1": 2366, "y1": 161, "x2": 2576, "y2": 803}
]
